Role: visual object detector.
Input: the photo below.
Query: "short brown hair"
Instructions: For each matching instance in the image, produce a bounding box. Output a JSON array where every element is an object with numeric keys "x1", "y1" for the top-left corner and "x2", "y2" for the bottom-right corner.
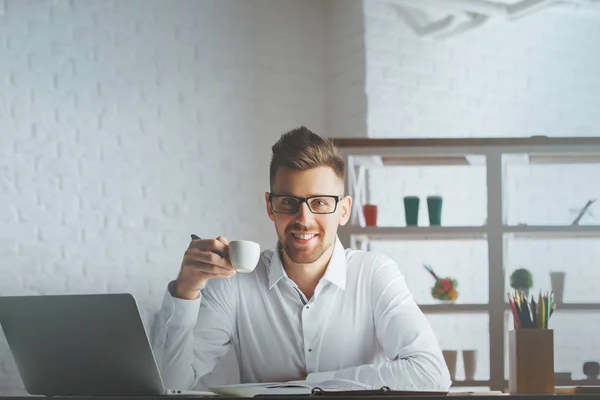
[{"x1": 269, "y1": 126, "x2": 345, "y2": 189}]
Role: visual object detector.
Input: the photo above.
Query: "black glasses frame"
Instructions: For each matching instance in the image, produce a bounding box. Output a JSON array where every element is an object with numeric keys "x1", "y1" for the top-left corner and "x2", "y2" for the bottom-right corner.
[{"x1": 268, "y1": 193, "x2": 341, "y2": 215}]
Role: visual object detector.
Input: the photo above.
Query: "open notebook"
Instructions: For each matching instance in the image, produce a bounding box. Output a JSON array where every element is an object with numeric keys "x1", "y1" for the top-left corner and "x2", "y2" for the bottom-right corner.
[
  {"x1": 209, "y1": 379, "x2": 449, "y2": 397},
  {"x1": 209, "y1": 379, "x2": 374, "y2": 397}
]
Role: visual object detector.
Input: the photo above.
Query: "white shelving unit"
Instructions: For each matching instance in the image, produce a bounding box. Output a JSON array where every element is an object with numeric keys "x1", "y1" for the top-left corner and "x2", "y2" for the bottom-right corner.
[
  {"x1": 347, "y1": 226, "x2": 487, "y2": 243},
  {"x1": 334, "y1": 137, "x2": 600, "y2": 391}
]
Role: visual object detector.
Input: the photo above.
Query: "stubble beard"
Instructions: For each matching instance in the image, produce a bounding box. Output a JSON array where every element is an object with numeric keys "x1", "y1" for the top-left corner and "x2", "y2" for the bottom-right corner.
[{"x1": 279, "y1": 228, "x2": 332, "y2": 264}]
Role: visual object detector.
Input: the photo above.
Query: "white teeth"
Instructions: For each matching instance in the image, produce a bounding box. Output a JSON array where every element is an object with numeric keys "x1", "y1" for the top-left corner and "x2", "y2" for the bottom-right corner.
[{"x1": 294, "y1": 234, "x2": 315, "y2": 240}]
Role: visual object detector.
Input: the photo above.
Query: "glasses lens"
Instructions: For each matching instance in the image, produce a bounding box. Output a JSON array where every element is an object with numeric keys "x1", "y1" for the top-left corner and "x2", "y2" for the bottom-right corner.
[
  {"x1": 271, "y1": 196, "x2": 301, "y2": 214},
  {"x1": 307, "y1": 197, "x2": 337, "y2": 214}
]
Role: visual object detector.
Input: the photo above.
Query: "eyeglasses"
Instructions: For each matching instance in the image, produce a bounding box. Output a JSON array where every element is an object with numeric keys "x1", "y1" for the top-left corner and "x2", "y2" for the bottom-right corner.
[{"x1": 268, "y1": 194, "x2": 341, "y2": 214}]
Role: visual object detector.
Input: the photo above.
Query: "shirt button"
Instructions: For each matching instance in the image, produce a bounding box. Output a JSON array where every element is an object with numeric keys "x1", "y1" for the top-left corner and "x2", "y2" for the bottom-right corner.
[
  {"x1": 305, "y1": 306, "x2": 310, "y2": 309},
  {"x1": 308, "y1": 348, "x2": 312, "y2": 352}
]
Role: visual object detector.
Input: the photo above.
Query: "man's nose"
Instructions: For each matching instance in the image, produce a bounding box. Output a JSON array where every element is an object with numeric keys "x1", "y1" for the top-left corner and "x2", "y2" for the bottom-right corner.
[{"x1": 295, "y1": 201, "x2": 314, "y2": 225}]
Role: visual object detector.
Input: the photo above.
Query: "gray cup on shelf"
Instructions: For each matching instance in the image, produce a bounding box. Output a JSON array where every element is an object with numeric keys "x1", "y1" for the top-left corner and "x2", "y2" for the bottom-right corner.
[
  {"x1": 463, "y1": 350, "x2": 477, "y2": 381},
  {"x1": 442, "y1": 350, "x2": 457, "y2": 380},
  {"x1": 550, "y1": 272, "x2": 565, "y2": 303}
]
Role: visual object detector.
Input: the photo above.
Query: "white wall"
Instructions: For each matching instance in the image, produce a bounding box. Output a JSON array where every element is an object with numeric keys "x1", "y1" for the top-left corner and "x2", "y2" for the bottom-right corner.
[
  {"x1": 0, "y1": 0, "x2": 325, "y2": 394},
  {"x1": 364, "y1": 2, "x2": 600, "y2": 139},
  {"x1": 324, "y1": 0, "x2": 368, "y2": 138},
  {"x1": 363, "y1": 0, "x2": 600, "y2": 383}
]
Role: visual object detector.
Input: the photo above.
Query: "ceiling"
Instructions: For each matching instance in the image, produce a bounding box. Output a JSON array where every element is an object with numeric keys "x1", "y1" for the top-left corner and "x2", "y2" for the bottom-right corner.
[{"x1": 382, "y1": 0, "x2": 600, "y2": 39}]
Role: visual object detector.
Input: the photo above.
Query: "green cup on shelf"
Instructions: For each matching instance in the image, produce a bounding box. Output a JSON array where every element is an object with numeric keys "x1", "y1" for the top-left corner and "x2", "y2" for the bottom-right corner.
[
  {"x1": 427, "y1": 195, "x2": 443, "y2": 226},
  {"x1": 403, "y1": 196, "x2": 420, "y2": 226}
]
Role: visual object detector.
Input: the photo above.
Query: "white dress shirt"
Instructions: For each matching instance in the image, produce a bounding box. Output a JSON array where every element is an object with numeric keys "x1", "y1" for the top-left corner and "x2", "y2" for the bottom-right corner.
[{"x1": 150, "y1": 237, "x2": 451, "y2": 391}]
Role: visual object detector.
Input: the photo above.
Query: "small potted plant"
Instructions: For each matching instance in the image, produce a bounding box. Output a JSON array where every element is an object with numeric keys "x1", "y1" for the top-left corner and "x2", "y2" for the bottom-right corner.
[
  {"x1": 510, "y1": 268, "x2": 533, "y2": 296},
  {"x1": 424, "y1": 265, "x2": 459, "y2": 302},
  {"x1": 432, "y1": 278, "x2": 458, "y2": 302}
]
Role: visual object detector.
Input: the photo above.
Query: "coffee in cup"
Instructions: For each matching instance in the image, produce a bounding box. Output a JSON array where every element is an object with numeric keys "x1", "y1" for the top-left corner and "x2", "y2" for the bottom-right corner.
[{"x1": 228, "y1": 240, "x2": 260, "y2": 273}]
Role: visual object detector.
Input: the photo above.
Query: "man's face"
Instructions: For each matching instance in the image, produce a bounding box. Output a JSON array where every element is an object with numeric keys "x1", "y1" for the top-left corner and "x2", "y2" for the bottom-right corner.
[{"x1": 265, "y1": 166, "x2": 352, "y2": 265}]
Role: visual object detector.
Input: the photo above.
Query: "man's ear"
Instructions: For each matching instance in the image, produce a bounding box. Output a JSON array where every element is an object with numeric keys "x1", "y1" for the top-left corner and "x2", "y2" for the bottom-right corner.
[
  {"x1": 338, "y1": 196, "x2": 352, "y2": 226},
  {"x1": 265, "y1": 192, "x2": 275, "y2": 222}
]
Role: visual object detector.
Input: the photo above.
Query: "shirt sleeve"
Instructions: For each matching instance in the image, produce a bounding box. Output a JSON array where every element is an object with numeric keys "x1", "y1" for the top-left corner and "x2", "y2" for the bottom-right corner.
[
  {"x1": 150, "y1": 279, "x2": 237, "y2": 390},
  {"x1": 320, "y1": 255, "x2": 452, "y2": 391}
]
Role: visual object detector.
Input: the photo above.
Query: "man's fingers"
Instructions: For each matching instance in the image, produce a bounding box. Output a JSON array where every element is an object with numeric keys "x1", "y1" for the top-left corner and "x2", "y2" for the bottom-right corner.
[
  {"x1": 186, "y1": 248, "x2": 231, "y2": 268},
  {"x1": 189, "y1": 238, "x2": 228, "y2": 257},
  {"x1": 178, "y1": 235, "x2": 235, "y2": 295},
  {"x1": 183, "y1": 260, "x2": 236, "y2": 277},
  {"x1": 215, "y1": 236, "x2": 229, "y2": 246}
]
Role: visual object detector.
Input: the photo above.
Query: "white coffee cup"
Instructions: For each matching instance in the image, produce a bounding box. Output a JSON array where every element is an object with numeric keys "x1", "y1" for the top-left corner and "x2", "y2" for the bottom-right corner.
[{"x1": 228, "y1": 240, "x2": 261, "y2": 273}]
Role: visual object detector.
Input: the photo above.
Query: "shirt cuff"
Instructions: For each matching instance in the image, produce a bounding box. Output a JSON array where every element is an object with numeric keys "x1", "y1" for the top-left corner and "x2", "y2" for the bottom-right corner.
[
  {"x1": 163, "y1": 281, "x2": 202, "y2": 326},
  {"x1": 306, "y1": 370, "x2": 336, "y2": 383}
]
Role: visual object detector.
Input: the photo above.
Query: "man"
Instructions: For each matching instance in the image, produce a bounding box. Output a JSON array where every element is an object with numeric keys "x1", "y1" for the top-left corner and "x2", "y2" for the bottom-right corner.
[{"x1": 151, "y1": 127, "x2": 451, "y2": 391}]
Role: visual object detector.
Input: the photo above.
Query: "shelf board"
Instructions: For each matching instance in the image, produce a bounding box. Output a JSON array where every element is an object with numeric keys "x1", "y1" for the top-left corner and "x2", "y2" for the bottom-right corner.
[
  {"x1": 559, "y1": 379, "x2": 600, "y2": 386},
  {"x1": 347, "y1": 226, "x2": 487, "y2": 241},
  {"x1": 347, "y1": 225, "x2": 600, "y2": 240},
  {"x1": 381, "y1": 155, "x2": 470, "y2": 166},
  {"x1": 420, "y1": 303, "x2": 600, "y2": 314},
  {"x1": 350, "y1": 154, "x2": 486, "y2": 168},
  {"x1": 350, "y1": 153, "x2": 600, "y2": 168},
  {"x1": 504, "y1": 225, "x2": 600, "y2": 238},
  {"x1": 419, "y1": 304, "x2": 489, "y2": 313},
  {"x1": 529, "y1": 153, "x2": 600, "y2": 164},
  {"x1": 554, "y1": 303, "x2": 600, "y2": 311},
  {"x1": 333, "y1": 137, "x2": 600, "y2": 150}
]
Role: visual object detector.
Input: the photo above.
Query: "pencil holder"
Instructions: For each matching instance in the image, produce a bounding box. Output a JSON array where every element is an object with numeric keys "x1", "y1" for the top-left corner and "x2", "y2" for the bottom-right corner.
[{"x1": 508, "y1": 329, "x2": 554, "y2": 394}]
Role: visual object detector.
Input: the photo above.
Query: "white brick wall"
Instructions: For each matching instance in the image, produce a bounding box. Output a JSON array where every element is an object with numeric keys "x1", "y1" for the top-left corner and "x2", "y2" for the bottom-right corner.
[
  {"x1": 363, "y1": 0, "x2": 600, "y2": 383},
  {"x1": 364, "y1": 3, "x2": 600, "y2": 139},
  {"x1": 0, "y1": 0, "x2": 325, "y2": 394},
  {"x1": 324, "y1": 0, "x2": 368, "y2": 138}
]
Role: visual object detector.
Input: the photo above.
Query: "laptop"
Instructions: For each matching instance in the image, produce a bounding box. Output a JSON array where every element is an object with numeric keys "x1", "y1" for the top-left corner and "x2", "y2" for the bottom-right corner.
[{"x1": 0, "y1": 293, "x2": 215, "y2": 396}]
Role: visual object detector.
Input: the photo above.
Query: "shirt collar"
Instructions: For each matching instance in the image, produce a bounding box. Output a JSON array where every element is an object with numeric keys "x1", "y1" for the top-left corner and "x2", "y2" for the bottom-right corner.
[
  {"x1": 267, "y1": 236, "x2": 347, "y2": 290},
  {"x1": 267, "y1": 244, "x2": 287, "y2": 289}
]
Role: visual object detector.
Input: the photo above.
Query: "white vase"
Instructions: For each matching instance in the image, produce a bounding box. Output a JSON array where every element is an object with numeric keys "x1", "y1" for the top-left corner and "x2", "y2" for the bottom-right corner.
[{"x1": 550, "y1": 272, "x2": 565, "y2": 303}]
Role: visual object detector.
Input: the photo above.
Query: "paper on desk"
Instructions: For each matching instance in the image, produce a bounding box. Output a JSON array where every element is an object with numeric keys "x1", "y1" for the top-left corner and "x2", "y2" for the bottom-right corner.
[
  {"x1": 448, "y1": 391, "x2": 505, "y2": 396},
  {"x1": 168, "y1": 389, "x2": 220, "y2": 396},
  {"x1": 209, "y1": 379, "x2": 373, "y2": 397},
  {"x1": 208, "y1": 382, "x2": 310, "y2": 397}
]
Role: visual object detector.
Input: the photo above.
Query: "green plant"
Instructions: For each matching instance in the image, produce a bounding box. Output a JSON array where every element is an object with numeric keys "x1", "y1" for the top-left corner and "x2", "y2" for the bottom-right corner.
[{"x1": 510, "y1": 268, "x2": 533, "y2": 289}]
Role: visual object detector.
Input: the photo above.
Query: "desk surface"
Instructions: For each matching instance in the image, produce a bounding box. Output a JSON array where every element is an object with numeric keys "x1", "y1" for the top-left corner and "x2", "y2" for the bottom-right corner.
[{"x1": 2, "y1": 395, "x2": 600, "y2": 400}]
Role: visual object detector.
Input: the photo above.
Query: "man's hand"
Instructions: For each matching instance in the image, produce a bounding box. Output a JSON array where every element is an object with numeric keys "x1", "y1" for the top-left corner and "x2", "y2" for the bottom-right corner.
[{"x1": 174, "y1": 235, "x2": 236, "y2": 300}]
